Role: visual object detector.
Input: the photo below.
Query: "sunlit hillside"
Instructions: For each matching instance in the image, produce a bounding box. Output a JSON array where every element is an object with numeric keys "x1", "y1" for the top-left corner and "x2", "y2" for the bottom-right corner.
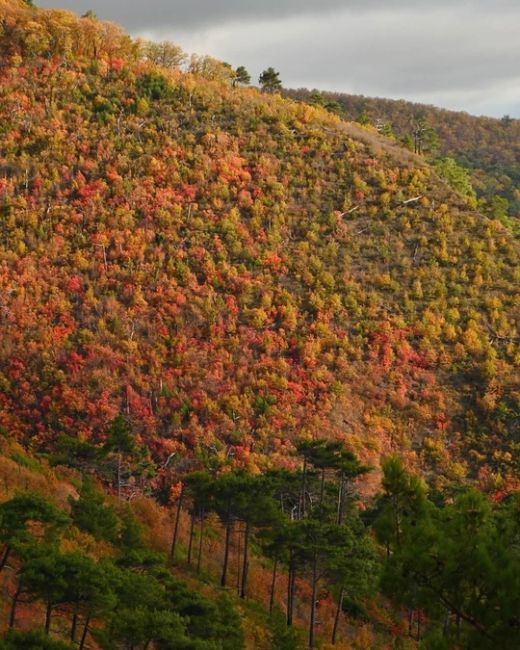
[{"x1": 0, "y1": 2, "x2": 519, "y2": 649}]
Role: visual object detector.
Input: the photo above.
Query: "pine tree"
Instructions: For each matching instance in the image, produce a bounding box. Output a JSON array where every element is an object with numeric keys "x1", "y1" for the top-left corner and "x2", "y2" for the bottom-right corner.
[
  {"x1": 17, "y1": 547, "x2": 69, "y2": 635},
  {"x1": 233, "y1": 65, "x2": 251, "y2": 87},
  {"x1": 0, "y1": 495, "x2": 69, "y2": 574},
  {"x1": 68, "y1": 477, "x2": 119, "y2": 543},
  {"x1": 102, "y1": 416, "x2": 135, "y2": 499},
  {"x1": 259, "y1": 67, "x2": 282, "y2": 92},
  {"x1": 183, "y1": 471, "x2": 214, "y2": 568},
  {"x1": 60, "y1": 553, "x2": 116, "y2": 644}
]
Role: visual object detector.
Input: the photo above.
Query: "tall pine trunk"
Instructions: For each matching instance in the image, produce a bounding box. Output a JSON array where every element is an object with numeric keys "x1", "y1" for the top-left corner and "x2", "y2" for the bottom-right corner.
[
  {"x1": 269, "y1": 557, "x2": 278, "y2": 615},
  {"x1": 319, "y1": 469, "x2": 326, "y2": 507},
  {"x1": 287, "y1": 565, "x2": 293, "y2": 626},
  {"x1": 0, "y1": 546, "x2": 11, "y2": 572},
  {"x1": 187, "y1": 512, "x2": 196, "y2": 564},
  {"x1": 9, "y1": 581, "x2": 22, "y2": 629},
  {"x1": 79, "y1": 614, "x2": 91, "y2": 650},
  {"x1": 117, "y1": 452, "x2": 122, "y2": 499},
  {"x1": 71, "y1": 611, "x2": 78, "y2": 642},
  {"x1": 336, "y1": 475, "x2": 344, "y2": 525},
  {"x1": 170, "y1": 486, "x2": 184, "y2": 560},
  {"x1": 309, "y1": 552, "x2": 318, "y2": 648},
  {"x1": 289, "y1": 568, "x2": 297, "y2": 624},
  {"x1": 45, "y1": 603, "x2": 53, "y2": 635},
  {"x1": 240, "y1": 521, "x2": 250, "y2": 599},
  {"x1": 331, "y1": 586, "x2": 345, "y2": 644},
  {"x1": 196, "y1": 511, "x2": 205, "y2": 573},
  {"x1": 300, "y1": 459, "x2": 307, "y2": 518},
  {"x1": 221, "y1": 519, "x2": 232, "y2": 587},
  {"x1": 236, "y1": 525, "x2": 242, "y2": 591},
  {"x1": 287, "y1": 552, "x2": 296, "y2": 626}
]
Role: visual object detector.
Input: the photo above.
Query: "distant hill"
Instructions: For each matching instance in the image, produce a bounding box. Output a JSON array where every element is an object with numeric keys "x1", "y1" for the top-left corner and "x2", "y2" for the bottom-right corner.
[{"x1": 285, "y1": 88, "x2": 520, "y2": 233}]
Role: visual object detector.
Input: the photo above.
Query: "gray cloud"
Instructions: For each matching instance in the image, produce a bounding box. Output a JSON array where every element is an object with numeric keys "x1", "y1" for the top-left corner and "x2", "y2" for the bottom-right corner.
[
  {"x1": 37, "y1": 0, "x2": 519, "y2": 29},
  {"x1": 37, "y1": 1, "x2": 520, "y2": 117},
  {"x1": 38, "y1": 0, "x2": 353, "y2": 29}
]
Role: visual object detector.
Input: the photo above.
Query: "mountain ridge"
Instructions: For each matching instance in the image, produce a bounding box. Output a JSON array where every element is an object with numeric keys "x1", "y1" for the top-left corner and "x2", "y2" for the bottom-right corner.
[{"x1": 285, "y1": 87, "x2": 520, "y2": 230}]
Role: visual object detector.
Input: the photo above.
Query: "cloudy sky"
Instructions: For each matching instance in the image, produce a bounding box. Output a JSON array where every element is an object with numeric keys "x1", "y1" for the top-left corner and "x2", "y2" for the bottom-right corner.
[{"x1": 38, "y1": 1, "x2": 520, "y2": 117}]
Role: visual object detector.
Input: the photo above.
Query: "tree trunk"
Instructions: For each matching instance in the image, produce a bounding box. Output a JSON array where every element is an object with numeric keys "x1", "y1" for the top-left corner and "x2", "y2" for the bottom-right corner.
[
  {"x1": 309, "y1": 552, "x2": 318, "y2": 648},
  {"x1": 287, "y1": 552, "x2": 296, "y2": 626},
  {"x1": 71, "y1": 611, "x2": 78, "y2": 642},
  {"x1": 0, "y1": 545, "x2": 10, "y2": 572},
  {"x1": 269, "y1": 557, "x2": 278, "y2": 615},
  {"x1": 336, "y1": 475, "x2": 344, "y2": 525},
  {"x1": 187, "y1": 512, "x2": 195, "y2": 565},
  {"x1": 45, "y1": 602, "x2": 53, "y2": 635},
  {"x1": 319, "y1": 469, "x2": 326, "y2": 507},
  {"x1": 240, "y1": 521, "x2": 250, "y2": 599},
  {"x1": 196, "y1": 511, "x2": 205, "y2": 573},
  {"x1": 393, "y1": 495, "x2": 401, "y2": 549},
  {"x1": 300, "y1": 459, "x2": 307, "y2": 518},
  {"x1": 290, "y1": 567, "x2": 297, "y2": 624},
  {"x1": 170, "y1": 486, "x2": 184, "y2": 560},
  {"x1": 79, "y1": 614, "x2": 91, "y2": 650},
  {"x1": 331, "y1": 586, "x2": 345, "y2": 645},
  {"x1": 117, "y1": 451, "x2": 122, "y2": 499},
  {"x1": 287, "y1": 564, "x2": 293, "y2": 626},
  {"x1": 236, "y1": 525, "x2": 242, "y2": 592},
  {"x1": 221, "y1": 520, "x2": 232, "y2": 587},
  {"x1": 9, "y1": 581, "x2": 22, "y2": 629}
]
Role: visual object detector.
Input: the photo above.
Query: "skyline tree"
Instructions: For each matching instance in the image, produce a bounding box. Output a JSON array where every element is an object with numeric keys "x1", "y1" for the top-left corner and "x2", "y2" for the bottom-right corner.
[
  {"x1": 259, "y1": 67, "x2": 282, "y2": 92},
  {"x1": 233, "y1": 65, "x2": 251, "y2": 87}
]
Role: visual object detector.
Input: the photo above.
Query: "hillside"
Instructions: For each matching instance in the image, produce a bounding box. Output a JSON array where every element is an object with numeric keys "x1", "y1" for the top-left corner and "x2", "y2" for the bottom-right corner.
[
  {"x1": 285, "y1": 88, "x2": 520, "y2": 232},
  {"x1": 0, "y1": 436, "x2": 269, "y2": 650},
  {"x1": 0, "y1": 3, "x2": 520, "y2": 648},
  {"x1": 0, "y1": 1, "x2": 519, "y2": 485}
]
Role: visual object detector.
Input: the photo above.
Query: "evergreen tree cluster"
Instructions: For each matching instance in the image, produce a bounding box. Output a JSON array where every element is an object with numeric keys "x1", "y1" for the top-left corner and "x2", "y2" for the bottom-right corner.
[
  {"x1": 172, "y1": 441, "x2": 377, "y2": 648},
  {"x1": 0, "y1": 487, "x2": 243, "y2": 650},
  {"x1": 375, "y1": 457, "x2": 520, "y2": 649},
  {"x1": 1, "y1": 447, "x2": 520, "y2": 648},
  {"x1": 170, "y1": 448, "x2": 520, "y2": 648}
]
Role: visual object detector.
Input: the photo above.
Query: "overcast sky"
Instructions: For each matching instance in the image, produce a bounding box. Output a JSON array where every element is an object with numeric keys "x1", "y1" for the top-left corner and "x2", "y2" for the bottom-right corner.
[{"x1": 38, "y1": 1, "x2": 520, "y2": 118}]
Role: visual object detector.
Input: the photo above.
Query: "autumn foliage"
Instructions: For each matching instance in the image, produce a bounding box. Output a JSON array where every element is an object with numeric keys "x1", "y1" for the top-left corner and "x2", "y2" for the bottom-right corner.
[
  {"x1": 0, "y1": 5, "x2": 519, "y2": 649},
  {"x1": 0, "y1": 2, "x2": 518, "y2": 496}
]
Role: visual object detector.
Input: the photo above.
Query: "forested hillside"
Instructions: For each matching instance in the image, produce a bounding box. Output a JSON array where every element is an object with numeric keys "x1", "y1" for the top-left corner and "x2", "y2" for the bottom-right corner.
[
  {"x1": 2, "y1": 426, "x2": 520, "y2": 650},
  {"x1": 1, "y1": 1, "x2": 518, "y2": 482},
  {"x1": 285, "y1": 88, "x2": 520, "y2": 232},
  {"x1": 0, "y1": 2, "x2": 519, "y2": 648}
]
